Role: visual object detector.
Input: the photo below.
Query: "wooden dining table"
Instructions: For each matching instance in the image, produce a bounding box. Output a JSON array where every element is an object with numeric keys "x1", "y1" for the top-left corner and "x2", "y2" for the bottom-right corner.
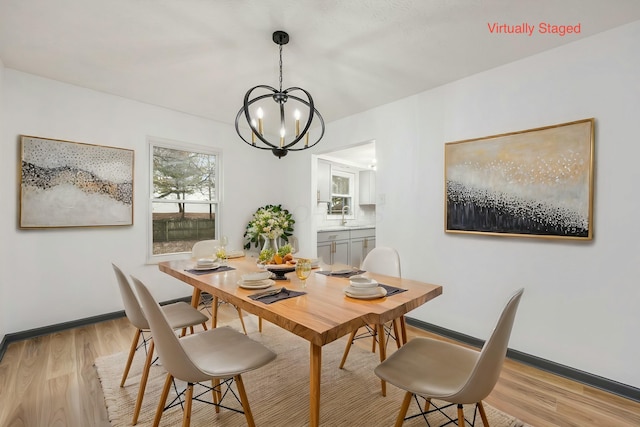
[{"x1": 158, "y1": 255, "x2": 442, "y2": 427}]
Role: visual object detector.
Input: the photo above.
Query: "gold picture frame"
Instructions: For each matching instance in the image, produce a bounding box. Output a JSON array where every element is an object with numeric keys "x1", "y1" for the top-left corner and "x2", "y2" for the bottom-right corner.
[
  {"x1": 444, "y1": 118, "x2": 595, "y2": 240},
  {"x1": 19, "y1": 135, "x2": 134, "y2": 228}
]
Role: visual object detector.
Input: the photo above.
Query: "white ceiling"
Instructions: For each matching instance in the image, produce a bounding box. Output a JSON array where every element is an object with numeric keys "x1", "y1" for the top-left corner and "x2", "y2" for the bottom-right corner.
[{"x1": 2, "y1": 0, "x2": 640, "y2": 137}]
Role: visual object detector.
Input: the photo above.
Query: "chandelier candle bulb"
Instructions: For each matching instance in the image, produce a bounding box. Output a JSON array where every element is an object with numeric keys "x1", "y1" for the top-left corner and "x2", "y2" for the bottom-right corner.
[
  {"x1": 305, "y1": 132, "x2": 309, "y2": 147},
  {"x1": 294, "y1": 109, "x2": 301, "y2": 136},
  {"x1": 280, "y1": 128, "x2": 286, "y2": 147},
  {"x1": 251, "y1": 119, "x2": 257, "y2": 144},
  {"x1": 257, "y1": 108, "x2": 264, "y2": 135}
]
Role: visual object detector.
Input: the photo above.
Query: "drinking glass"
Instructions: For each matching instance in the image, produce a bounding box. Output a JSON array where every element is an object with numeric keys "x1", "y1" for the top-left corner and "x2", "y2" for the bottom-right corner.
[
  {"x1": 220, "y1": 235, "x2": 229, "y2": 249},
  {"x1": 216, "y1": 246, "x2": 227, "y2": 266},
  {"x1": 295, "y1": 258, "x2": 312, "y2": 288}
]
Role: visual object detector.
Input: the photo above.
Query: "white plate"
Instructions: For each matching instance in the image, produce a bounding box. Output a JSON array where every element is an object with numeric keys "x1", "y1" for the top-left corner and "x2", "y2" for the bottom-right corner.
[
  {"x1": 344, "y1": 285, "x2": 382, "y2": 295},
  {"x1": 330, "y1": 268, "x2": 355, "y2": 275},
  {"x1": 194, "y1": 263, "x2": 220, "y2": 271},
  {"x1": 238, "y1": 279, "x2": 276, "y2": 289},
  {"x1": 242, "y1": 271, "x2": 272, "y2": 281},
  {"x1": 349, "y1": 276, "x2": 378, "y2": 288},
  {"x1": 345, "y1": 287, "x2": 387, "y2": 299}
]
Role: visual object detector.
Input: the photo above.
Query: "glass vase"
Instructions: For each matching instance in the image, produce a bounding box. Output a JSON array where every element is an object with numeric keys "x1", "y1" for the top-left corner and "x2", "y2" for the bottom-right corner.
[{"x1": 261, "y1": 234, "x2": 279, "y2": 253}]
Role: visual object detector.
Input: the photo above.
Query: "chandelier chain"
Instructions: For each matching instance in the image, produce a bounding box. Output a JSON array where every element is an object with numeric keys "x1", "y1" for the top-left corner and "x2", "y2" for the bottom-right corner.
[{"x1": 278, "y1": 43, "x2": 283, "y2": 93}]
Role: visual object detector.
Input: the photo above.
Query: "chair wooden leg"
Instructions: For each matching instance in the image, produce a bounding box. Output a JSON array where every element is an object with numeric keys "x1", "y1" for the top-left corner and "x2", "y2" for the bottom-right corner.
[
  {"x1": 212, "y1": 379, "x2": 221, "y2": 413},
  {"x1": 236, "y1": 307, "x2": 248, "y2": 335},
  {"x1": 395, "y1": 391, "x2": 413, "y2": 427},
  {"x1": 153, "y1": 373, "x2": 173, "y2": 427},
  {"x1": 121, "y1": 328, "x2": 141, "y2": 387},
  {"x1": 132, "y1": 340, "x2": 155, "y2": 425},
  {"x1": 235, "y1": 374, "x2": 256, "y2": 427},
  {"x1": 182, "y1": 383, "x2": 194, "y2": 427},
  {"x1": 211, "y1": 296, "x2": 219, "y2": 328},
  {"x1": 201, "y1": 321, "x2": 208, "y2": 331},
  {"x1": 457, "y1": 404, "x2": 465, "y2": 427},
  {"x1": 377, "y1": 324, "x2": 387, "y2": 396},
  {"x1": 371, "y1": 324, "x2": 377, "y2": 352},
  {"x1": 339, "y1": 330, "x2": 358, "y2": 369},
  {"x1": 424, "y1": 397, "x2": 431, "y2": 412},
  {"x1": 258, "y1": 317, "x2": 263, "y2": 332},
  {"x1": 478, "y1": 401, "x2": 490, "y2": 426}
]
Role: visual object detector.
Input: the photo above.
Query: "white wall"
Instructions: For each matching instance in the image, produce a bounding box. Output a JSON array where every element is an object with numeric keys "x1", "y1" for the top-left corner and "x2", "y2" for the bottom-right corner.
[
  {"x1": 325, "y1": 21, "x2": 640, "y2": 389},
  {"x1": 0, "y1": 69, "x2": 303, "y2": 337},
  {"x1": 0, "y1": 58, "x2": 6, "y2": 344}
]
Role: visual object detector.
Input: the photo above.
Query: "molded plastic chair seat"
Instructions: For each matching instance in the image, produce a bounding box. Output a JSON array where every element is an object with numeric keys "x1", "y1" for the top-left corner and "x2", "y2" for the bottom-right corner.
[
  {"x1": 375, "y1": 288, "x2": 524, "y2": 427},
  {"x1": 112, "y1": 263, "x2": 209, "y2": 425},
  {"x1": 131, "y1": 275, "x2": 277, "y2": 427}
]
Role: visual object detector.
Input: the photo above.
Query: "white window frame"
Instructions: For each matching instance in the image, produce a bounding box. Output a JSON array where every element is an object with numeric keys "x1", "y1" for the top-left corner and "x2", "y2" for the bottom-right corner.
[
  {"x1": 147, "y1": 137, "x2": 222, "y2": 263},
  {"x1": 327, "y1": 169, "x2": 355, "y2": 219}
]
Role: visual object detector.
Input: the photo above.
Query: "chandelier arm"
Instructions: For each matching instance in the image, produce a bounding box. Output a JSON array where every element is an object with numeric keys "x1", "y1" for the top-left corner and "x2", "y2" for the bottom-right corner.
[
  {"x1": 235, "y1": 107, "x2": 274, "y2": 150},
  {"x1": 239, "y1": 88, "x2": 280, "y2": 149},
  {"x1": 282, "y1": 87, "x2": 316, "y2": 146}
]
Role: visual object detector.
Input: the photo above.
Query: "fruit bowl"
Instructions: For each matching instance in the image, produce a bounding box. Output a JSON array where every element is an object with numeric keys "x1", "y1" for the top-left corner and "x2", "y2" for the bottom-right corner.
[{"x1": 265, "y1": 264, "x2": 296, "y2": 280}]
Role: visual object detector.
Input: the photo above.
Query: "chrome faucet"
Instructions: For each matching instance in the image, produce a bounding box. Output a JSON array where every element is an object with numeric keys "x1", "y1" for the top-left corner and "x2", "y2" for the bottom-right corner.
[{"x1": 341, "y1": 205, "x2": 350, "y2": 226}]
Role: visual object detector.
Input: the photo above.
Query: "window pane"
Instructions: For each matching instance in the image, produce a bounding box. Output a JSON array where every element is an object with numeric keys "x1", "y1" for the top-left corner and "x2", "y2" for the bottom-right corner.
[
  {"x1": 152, "y1": 202, "x2": 217, "y2": 255},
  {"x1": 153, "y1": 146, "x2": 217, "y2": 201},
  {"x1": 329, "y1": 197, "x2": 351, "y2": 215},
  {"x1": 332, "y1": 175, "x2": 350, "y2": 195}
]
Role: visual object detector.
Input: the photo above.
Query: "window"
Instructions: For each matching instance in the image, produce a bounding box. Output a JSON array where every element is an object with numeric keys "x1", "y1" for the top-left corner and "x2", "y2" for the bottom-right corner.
[
  {"x1": 328, "y1": 170, "x2": 355, "y2": 216},
  {"x1": 149, "y1": 139, "x2": 220, "y2": 258}
]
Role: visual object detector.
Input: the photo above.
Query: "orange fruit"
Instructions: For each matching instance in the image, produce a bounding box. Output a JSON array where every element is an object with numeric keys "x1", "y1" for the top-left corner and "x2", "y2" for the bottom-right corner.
[{"x1": 273, "y1": 254, "x2": 283, "y2": 264}]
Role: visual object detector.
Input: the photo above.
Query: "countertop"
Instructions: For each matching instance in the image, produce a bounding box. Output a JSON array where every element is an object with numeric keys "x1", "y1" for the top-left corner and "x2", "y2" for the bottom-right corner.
[{"x1": 317, "y1": 225, "x2": 375, "y2": 232}]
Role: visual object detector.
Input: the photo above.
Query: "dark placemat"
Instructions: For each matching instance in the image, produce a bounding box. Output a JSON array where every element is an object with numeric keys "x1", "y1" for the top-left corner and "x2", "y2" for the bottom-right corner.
[
  {"x1": 315, "y1": 269, "x2": 365, "y2": 278},
  {"x1": 379, "y1": 283, "x2": 408, "y2": 296},
  {"x1": 185, "y1": 265, "x2": 236, "y2": 275},
  {"x1": 248, "y1": 287, "x2": 306, "y2": 304}
]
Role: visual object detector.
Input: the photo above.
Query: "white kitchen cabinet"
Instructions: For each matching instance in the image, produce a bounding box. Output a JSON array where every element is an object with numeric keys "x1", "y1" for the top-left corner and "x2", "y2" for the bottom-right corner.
[
  {"x1": 317, "y1": 230, "x2": 350, "y2": 265},
  {"x1": 359, "y1": 170, "x2": 376, "y2": 205},
  {"x1": 349, "y1": 228, "x2": 376, "y2": 268},
  {"x1": 317, "y1": 160, "x2": 331, "y2": 203}
]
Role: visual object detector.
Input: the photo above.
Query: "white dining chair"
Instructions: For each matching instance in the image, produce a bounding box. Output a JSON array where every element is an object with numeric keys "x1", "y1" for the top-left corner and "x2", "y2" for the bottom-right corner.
[
  {"x1": 112, "y1": 263, "x2": 209, "y2": 425},
  {"x1": 191, "y1": 239, "x2": 248, "y2": 334},
  {"x1": 375, "y1": 288, "x2": 524, "y2": 426},
  {"x1": 339, "y1": 246, "x2": 404, "y2": 395},
  {"x1": 130, "y1": 275, "x2": 277, "y2": 427}
]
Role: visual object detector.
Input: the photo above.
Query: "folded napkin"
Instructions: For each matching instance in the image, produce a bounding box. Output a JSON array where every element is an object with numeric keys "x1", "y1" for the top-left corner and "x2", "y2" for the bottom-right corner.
[
  {"x1": 378, "y1": 283, "x2": 407, "y2": 296},
  {"x1": 185, "y1": 266, "x2": 236, "y2": 275},
  {"x1": 248, "y1": 287, "x2": 306, "y2": 304},
  {"x1": 315, "y1": 269, "x2": 365, "y2": 278}
]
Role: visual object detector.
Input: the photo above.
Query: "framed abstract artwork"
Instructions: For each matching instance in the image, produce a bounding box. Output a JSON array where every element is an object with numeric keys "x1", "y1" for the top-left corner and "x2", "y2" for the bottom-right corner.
[
  {"x1": 444, "y1": 118, "x2": 595, "y2": 240},
  {"x1": 19, "y1": 136, "x2": 134, "y2": 228}
]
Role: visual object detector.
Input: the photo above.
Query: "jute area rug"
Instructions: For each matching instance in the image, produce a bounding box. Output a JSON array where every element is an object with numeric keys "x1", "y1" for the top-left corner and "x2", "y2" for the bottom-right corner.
[{"x1": 95, "y1": 319, "x2": 528, "y2": 426}]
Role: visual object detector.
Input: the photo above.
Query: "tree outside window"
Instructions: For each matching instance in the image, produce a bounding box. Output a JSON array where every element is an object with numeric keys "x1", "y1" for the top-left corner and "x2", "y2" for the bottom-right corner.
[{"x1": 150, "y1": 142, "x2": 220, "y2": 256}]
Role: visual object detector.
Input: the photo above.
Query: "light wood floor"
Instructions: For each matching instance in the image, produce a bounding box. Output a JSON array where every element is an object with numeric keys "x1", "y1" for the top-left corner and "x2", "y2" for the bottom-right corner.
[{"x1": 1, "y1": 305, "x2": 638, "y2": 426}]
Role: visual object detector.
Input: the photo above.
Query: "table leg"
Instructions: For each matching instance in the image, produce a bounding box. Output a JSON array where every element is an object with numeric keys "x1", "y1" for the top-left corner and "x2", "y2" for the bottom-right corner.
[
  {"x1": 310, "y1": 343, "x2": 322, "y2": 427},
  {"x1": 400, "y1": 316, "x2": 408, "y2": 345},
  {"x1": 377, "y1": 324, "x2": 387, "y2": 396},
  {"x1": 190, "y1": 288, "x2": 201, "y2": 308}
]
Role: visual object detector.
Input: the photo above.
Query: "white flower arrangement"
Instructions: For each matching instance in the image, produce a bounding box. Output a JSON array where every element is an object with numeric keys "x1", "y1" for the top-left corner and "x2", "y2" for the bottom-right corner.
[{"x1": 243, "y1": 204, "x2": 295, "y2": 249}]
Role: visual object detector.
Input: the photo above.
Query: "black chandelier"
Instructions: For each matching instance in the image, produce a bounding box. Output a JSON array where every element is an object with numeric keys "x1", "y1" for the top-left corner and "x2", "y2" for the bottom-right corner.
[{"x1": 235, "y1": 31, "x2": 325, "y2": 158}]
